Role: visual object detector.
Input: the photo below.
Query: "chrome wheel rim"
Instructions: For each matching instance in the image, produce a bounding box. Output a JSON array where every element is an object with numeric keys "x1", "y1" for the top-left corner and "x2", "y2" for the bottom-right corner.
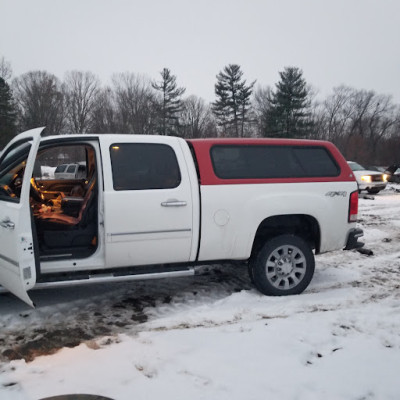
[{"x1": 265, "y1": 244, "x2": 307, "y2": 290}]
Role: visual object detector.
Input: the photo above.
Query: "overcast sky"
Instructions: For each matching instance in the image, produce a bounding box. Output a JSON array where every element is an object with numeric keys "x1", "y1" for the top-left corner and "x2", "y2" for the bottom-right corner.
[{"x1": 1, "y1": 0, "x2": 399, "y2": 102}]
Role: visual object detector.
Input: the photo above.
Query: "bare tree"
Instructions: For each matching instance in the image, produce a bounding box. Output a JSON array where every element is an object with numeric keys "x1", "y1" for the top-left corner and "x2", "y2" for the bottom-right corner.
[
  {"x1": 63, "y1": 71, "x2": 100, "y2": 133},
  {"x1": 316, "y1": 86, "x2": 355, "y2": 143},
  {"x1": 90, "y1": 87, "x2": 118, "y2": 133},
  {"x1": 253, "y1": 85, "x2": 273, "y2": 137},
  {"x1": 12, "y1": 71, "x2": 65, "y2": 134},
  {"x1": 179, "y1": 95, "x2": 216, "y2": 138},
  {"x1": 364, "y1": 94, "x2": 396, "y2": 142},
  {"x1": 316, "y1": 86, "x2": 400, "y2": 164},
  {"x1": 347, "y1": 89, "x2": 375, "y2": 138},
  {"x1": 379, "y1": 112, "x2": 400, "y2": 164},
  {"x1": 112, "y1": 72, "x2": 157, "y2": 134}
]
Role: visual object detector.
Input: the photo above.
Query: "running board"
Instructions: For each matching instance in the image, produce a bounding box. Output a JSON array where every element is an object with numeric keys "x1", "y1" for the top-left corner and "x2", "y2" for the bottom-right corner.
[{"x1": 0, "y1": 268, "x2": 195, "y2": 293}]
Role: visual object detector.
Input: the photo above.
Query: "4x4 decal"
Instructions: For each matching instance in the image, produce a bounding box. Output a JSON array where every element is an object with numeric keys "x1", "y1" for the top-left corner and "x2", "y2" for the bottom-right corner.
[{"x1": 325, "y1": 191, "x2": 347, "y2": 197}]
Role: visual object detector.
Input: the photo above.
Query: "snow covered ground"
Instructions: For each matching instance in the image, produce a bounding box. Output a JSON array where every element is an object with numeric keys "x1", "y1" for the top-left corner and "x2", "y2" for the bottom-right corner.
[
  {"x1": 1, "y1": 186, "x2": 400, "y2": 400},
  {"x1": 39, "y1": 166, "x2": 56, "y2": 179}
]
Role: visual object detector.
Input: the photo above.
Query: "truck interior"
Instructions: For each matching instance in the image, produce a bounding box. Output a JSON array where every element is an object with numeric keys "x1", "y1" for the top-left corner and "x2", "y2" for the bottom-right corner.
[
  {"x1": 0, "y1": 142, "x2": 99, "y2": 261},
  {"x1": 32, "y1": 144, "x2": 98, "y2": 261}
]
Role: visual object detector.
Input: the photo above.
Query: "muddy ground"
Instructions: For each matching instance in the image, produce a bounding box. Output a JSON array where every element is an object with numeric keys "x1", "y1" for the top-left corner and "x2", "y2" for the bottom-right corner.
[{"x1": 0, "y1": 265, "x2": 252, "y2": 362}]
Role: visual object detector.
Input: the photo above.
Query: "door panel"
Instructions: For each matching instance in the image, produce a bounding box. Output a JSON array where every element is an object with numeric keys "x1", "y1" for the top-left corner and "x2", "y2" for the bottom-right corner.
[
  {"x1": 0, "y1": 127, "x2": 44, "y2": 306},
  {"x1": 0, "y1": 203, "x2": 36, "y2": 306}
]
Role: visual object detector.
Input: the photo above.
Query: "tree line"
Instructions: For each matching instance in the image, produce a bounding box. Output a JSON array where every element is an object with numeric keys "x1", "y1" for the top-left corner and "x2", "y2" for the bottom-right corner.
[{"x1": 1, "y1": 56, "x2": 399, "y2": 165}]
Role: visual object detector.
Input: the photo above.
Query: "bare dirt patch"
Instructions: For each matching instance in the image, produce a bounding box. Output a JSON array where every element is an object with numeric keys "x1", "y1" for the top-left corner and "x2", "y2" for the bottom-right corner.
[{"x1": 0, "y1": 265, "x2": 252, "y2": 362}]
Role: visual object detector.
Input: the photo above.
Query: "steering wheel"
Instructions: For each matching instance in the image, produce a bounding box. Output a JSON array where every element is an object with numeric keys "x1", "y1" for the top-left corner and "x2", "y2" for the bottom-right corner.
[{"x1": 30, "y1": 178, "x2": 45, "y2": 202}]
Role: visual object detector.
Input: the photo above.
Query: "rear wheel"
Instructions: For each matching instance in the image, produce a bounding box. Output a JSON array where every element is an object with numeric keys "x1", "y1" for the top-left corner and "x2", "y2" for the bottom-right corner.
[
  {"x1": 367, "y1": 188, "x2": 380, "y2": 194},
  {"x1": 250, "y1": 234, "x2": 315, "y2": 296}
]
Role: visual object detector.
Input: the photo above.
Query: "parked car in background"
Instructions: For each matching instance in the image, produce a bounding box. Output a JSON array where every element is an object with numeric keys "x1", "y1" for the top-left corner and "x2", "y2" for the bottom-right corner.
[
  {"x1": 347, "y1": 161, "x2": 388, "y2": 194},
  {"x1": 384, "y1": 165, "x2": 400, "y2": 183},
  {"x1": 365, "y1": 165, "x2": 386, "y2": 173},
  {"x1": 54, "y1": 163, "x2": 86, "y2": 179}
]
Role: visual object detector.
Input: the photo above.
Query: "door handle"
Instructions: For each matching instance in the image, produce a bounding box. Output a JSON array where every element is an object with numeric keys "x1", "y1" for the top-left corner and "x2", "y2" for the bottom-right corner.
[
  {"x1": 161, "y1": 200, "x2": 187, "y2": 207},
  {"x1": 0, "y1": 218, "x2": 15, "y2": 230}
]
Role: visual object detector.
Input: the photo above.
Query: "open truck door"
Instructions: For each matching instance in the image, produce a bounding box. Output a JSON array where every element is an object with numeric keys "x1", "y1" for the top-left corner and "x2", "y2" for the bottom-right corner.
[{"x1": 0, "y1": 128, "x2": 44, "y2": 307}]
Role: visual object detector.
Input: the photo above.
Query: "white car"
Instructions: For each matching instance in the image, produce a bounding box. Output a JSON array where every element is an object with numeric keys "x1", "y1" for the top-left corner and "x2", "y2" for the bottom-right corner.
[
  {"x1": 347, "y1": 161, "x2": 388, "y2": 194},
  {"x1": 54, "y1": 163, "x2": 86, "y2": 179}
]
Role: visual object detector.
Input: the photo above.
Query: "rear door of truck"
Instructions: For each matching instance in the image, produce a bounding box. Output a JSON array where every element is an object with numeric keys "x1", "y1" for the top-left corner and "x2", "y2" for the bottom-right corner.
[{"x1": 100, "y1": 136, "x2": 198, "y2": 267}]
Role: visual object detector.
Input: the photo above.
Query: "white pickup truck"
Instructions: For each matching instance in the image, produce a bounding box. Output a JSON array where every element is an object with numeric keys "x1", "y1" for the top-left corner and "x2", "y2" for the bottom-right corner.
[{"x1": 0, "y1": 128, "x2": 363, "y2": 306}]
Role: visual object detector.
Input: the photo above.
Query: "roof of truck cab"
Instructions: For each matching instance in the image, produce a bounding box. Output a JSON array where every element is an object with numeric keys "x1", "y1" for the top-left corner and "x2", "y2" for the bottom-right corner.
[{"x1": 41, "y1": 133, "x2": 185, "y2": 139}]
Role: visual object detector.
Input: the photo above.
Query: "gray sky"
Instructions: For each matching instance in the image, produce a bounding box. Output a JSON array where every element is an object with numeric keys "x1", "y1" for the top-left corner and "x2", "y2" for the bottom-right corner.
[{"x1": 1, "y1": 0, "x2": 399, "y2": 102}]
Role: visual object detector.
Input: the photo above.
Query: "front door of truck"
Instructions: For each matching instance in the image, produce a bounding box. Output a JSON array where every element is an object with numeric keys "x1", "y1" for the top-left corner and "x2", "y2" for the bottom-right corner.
[
  {"x1": 0, "y1": 128, "x2": 43, "y2": 306},
  {"x1": 102, "y1": 137, "x2": 195, "y2": 268}
]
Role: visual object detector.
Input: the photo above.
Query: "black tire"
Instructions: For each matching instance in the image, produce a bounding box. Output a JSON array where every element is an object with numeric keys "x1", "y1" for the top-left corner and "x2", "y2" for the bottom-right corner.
[
  {"x1": 367, "y1": 189, "x2": 380, "y2": 194},
  {"x1": 250, "y1": 234, "x2": 315, "y2": 296}
]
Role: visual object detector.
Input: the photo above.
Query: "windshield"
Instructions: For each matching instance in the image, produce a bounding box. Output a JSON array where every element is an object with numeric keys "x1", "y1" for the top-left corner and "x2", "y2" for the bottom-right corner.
[
  {"x1": 348, "y1": 161, "x2": 365, "y2": 172},
  {"x1": 0, "y1": 140, "x2": 32, "y2": 180},
  {"x1": 0, "y1": 160, "x2": 25, "y2": 186}
]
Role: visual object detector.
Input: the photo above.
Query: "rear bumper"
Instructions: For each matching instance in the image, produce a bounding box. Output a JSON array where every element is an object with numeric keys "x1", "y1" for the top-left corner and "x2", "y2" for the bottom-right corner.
[
  {"x1": 358, "y1": 183, "x2": 387, "y2": 191},
  {"x1": 344, "y1": 228, "x2": 364, "y2": 250}
]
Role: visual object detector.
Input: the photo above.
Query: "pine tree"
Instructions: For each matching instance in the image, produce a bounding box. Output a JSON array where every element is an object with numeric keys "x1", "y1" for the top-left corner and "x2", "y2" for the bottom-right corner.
[
  {"x1": 0, "y1": 77, "x2": 17, "y2": 148},
  {"x1": 152, "y1": 68, "x2": 185, "y2": 136},
  {"x1": 212, "y1": 64, "x2": 255, "y2": 137},
  {"x1": 263, "y1": 67, "x2": 313, "y2": 138}
]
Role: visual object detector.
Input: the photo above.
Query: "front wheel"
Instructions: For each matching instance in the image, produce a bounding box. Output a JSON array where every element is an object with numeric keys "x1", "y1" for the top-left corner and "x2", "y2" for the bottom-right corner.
[{"x1": 250, "y1": 234, "x2": 315, "y2": 296}]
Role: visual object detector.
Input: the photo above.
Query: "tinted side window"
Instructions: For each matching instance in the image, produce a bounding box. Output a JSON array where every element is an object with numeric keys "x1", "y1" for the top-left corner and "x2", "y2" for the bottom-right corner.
[
  {"x1": 110, "y1": 143, "x2": 181, "y2": 190},
  {"x1": 211, "y1": 145, "x2": 339, "y2": 179},
  {"x1": 292, "y1": 147, "x2": 339, "y2": 177},
  {"x1": 55, "y1": 164, "x2": 67, "y2": 173},
  {"x1": 66, "y1": 165, "x2": 76, "y2": 173}
]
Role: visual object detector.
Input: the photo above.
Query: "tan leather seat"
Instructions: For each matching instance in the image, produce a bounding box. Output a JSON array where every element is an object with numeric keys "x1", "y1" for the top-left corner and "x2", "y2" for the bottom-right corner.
[{"x1": 37, "y1": 176, "x2": 96, "y2": 227}]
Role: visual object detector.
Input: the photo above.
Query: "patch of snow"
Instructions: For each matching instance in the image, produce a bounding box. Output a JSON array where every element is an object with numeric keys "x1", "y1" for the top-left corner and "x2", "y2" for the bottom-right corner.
[{"x1": 40, "y1": 166, "x2": 56, "y2": 179}]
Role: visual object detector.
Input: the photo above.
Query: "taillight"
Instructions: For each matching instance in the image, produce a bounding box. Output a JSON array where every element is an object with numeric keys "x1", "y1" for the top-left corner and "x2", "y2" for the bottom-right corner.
[{"x1": 348, "y1": 191, "x2": 358, "y2": 222}]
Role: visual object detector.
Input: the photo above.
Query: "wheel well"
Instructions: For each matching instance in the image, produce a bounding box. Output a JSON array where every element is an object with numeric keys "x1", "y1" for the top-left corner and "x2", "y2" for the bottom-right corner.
[{"x1": 251, "y1": 214, "x2": 321, "y2": 257}]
